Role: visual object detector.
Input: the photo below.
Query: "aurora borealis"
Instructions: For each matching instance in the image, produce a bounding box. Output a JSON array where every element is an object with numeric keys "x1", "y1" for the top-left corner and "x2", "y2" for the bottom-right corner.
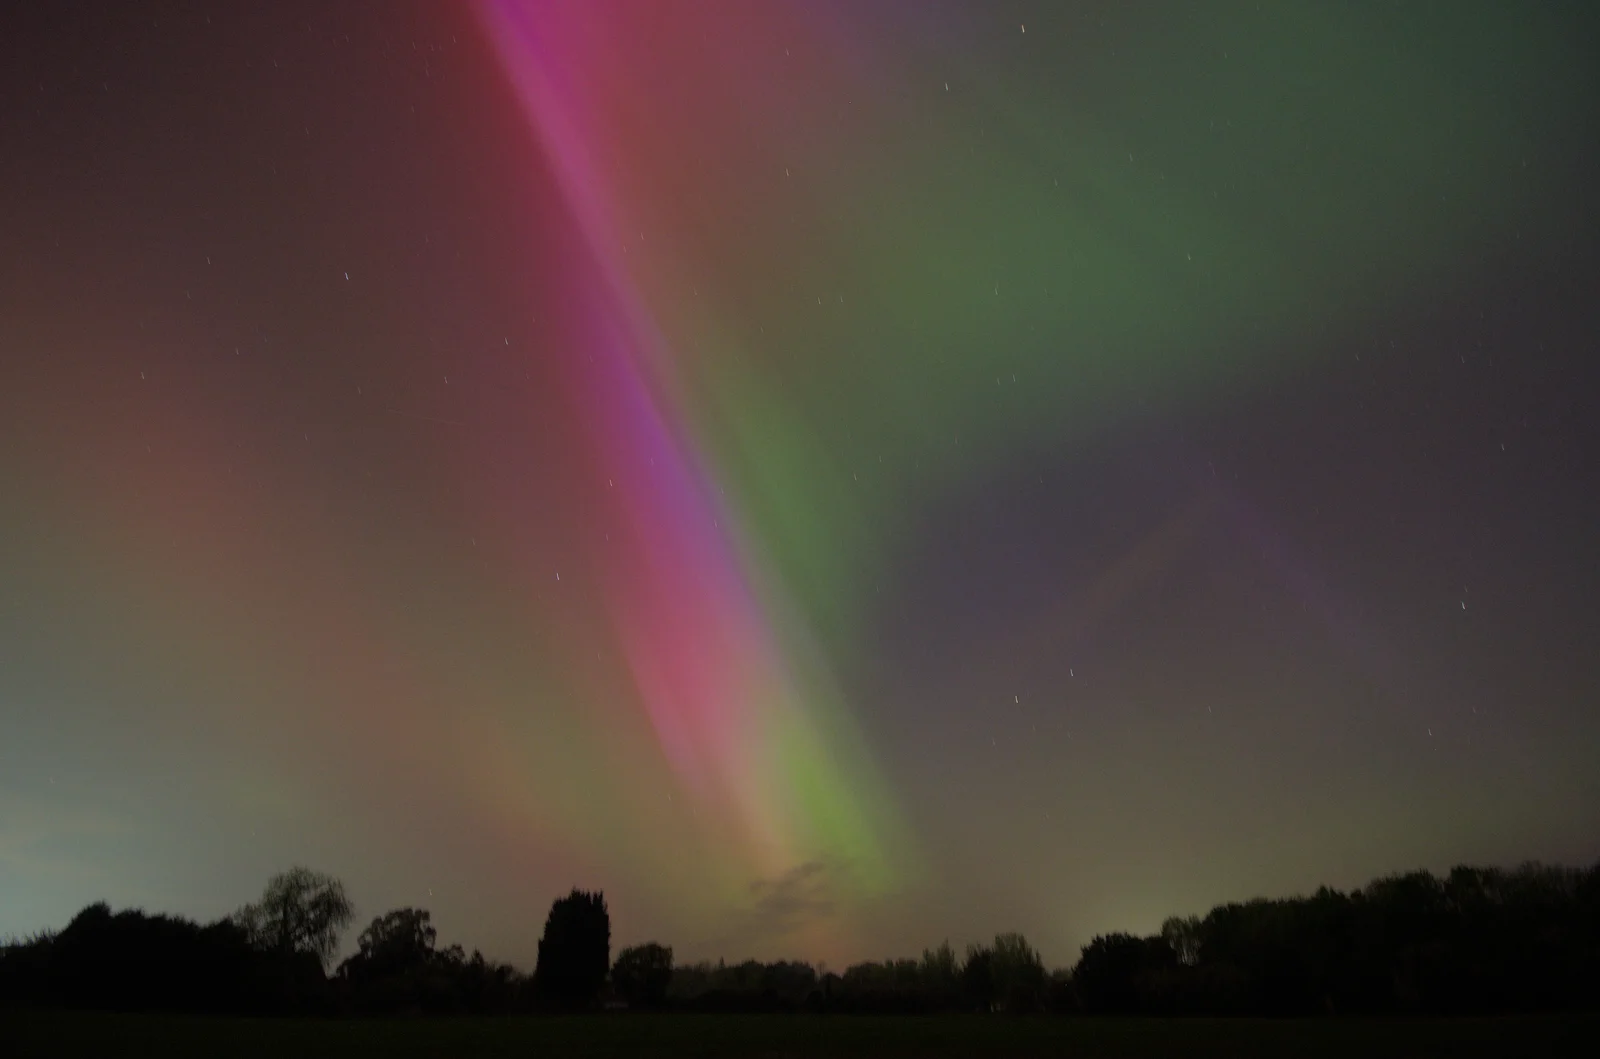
[{"x1": 2, "y1": 0, "x2": 1598, "y2": 968}]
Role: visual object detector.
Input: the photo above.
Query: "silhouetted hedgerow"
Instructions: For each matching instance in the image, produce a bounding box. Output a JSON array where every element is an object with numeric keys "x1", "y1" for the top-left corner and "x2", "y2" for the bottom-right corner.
[
  {"x1": 4, "y1": 859, "x2": 1597, "y2": 1016},
  {"x1": 1068, "y1": 863, "x2": 1600, "y2": 1015},
  {"x1": 0, "y1": 903, "x2": 323, "y2": 1014}
]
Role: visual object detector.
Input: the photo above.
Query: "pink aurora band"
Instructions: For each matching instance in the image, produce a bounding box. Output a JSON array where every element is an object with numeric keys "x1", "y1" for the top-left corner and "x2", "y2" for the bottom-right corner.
[{"x1": 474, "y1": 0, "x2": 898, "y2": 891}]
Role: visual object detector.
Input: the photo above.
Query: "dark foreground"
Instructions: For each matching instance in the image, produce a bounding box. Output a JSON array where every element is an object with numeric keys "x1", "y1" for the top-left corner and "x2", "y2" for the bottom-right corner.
[{"x1": 5, "y1": 1012, "x2": 1597, "y2": 1058}]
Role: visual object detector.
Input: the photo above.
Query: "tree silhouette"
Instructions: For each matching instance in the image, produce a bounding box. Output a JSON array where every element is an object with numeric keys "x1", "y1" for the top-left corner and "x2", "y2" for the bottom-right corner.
[
  {"x1": 340, "y1": 908, "x2": 436, "y2": 983},
  {"x1": 917, "y1": 940, "x2": 961, "y2": 1009},
  {"x1": 534, "y1": 889, "x2": 610, "y2": 1008},
  {"x1": 990, "y1": 932, "x2": 1047, "y2": 1012},
  {"x1": 1073, "y1": 932, "x2": 1175, "y2": 1014},
  {"x1": 1161, "y1": 915, "x2": 1202, "y2": 966},
  {"x1": 235, "y1": 866, "x2": 353, "y2": 969},
  {"x1": 611, "y1": 942, "x2": 673, "y2": 1008},
  {"x1": 960, "y1": 943, "x2": 995, "y2": 1011}
]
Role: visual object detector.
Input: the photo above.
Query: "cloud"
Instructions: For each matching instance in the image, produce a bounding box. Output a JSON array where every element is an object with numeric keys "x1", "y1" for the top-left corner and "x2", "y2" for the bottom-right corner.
[
  {"x1": 703, "y1": 859, "x2": 852, "y2": 957},
  {"x1": 748, "y1": 860, "x2": 836, "y2": 931}
]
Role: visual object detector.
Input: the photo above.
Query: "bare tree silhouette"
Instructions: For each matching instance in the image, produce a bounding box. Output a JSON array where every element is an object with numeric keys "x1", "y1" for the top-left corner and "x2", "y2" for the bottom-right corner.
[{"x1": 234, "y1": 866, "x2": 353, "y2": 969}]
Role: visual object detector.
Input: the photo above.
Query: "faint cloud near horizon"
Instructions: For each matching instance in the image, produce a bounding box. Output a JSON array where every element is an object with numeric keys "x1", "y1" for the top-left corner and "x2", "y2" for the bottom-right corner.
[
  {"x1": 703, "y1": 858, "x2": 850, "y2": 957},
  {"x1": 750, "y1": 861, "x2": 836, "y2": 925}
]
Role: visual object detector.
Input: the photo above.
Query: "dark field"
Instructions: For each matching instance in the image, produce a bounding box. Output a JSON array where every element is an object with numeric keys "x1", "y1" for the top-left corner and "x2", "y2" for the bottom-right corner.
[{"x1": 5, "y1": 1012, "x2": 1596, "y2": 1058}]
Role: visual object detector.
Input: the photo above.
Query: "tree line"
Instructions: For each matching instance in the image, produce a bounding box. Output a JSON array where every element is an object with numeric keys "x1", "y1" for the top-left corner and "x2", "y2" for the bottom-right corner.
[{"x1": 3, "y1": 859, "x2": 1597, "y2": 1015}]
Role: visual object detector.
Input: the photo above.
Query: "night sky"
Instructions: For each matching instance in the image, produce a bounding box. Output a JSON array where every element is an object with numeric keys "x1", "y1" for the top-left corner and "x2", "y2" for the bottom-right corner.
[{"x1": 3, "y1": 0, "x2": 1598, "y2": 970}]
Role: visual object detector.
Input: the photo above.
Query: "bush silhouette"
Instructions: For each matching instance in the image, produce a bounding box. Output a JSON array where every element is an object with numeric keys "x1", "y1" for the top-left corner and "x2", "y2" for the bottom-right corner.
[{"x1": 0, "y1": 902, "x2": 318, "y2": 1014}]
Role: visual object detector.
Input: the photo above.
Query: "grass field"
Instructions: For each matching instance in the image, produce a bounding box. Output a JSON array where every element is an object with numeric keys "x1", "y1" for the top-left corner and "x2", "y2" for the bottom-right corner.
[{"x1": 5, "y1": 1011, "x2": 1596, "y2": 1058}]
